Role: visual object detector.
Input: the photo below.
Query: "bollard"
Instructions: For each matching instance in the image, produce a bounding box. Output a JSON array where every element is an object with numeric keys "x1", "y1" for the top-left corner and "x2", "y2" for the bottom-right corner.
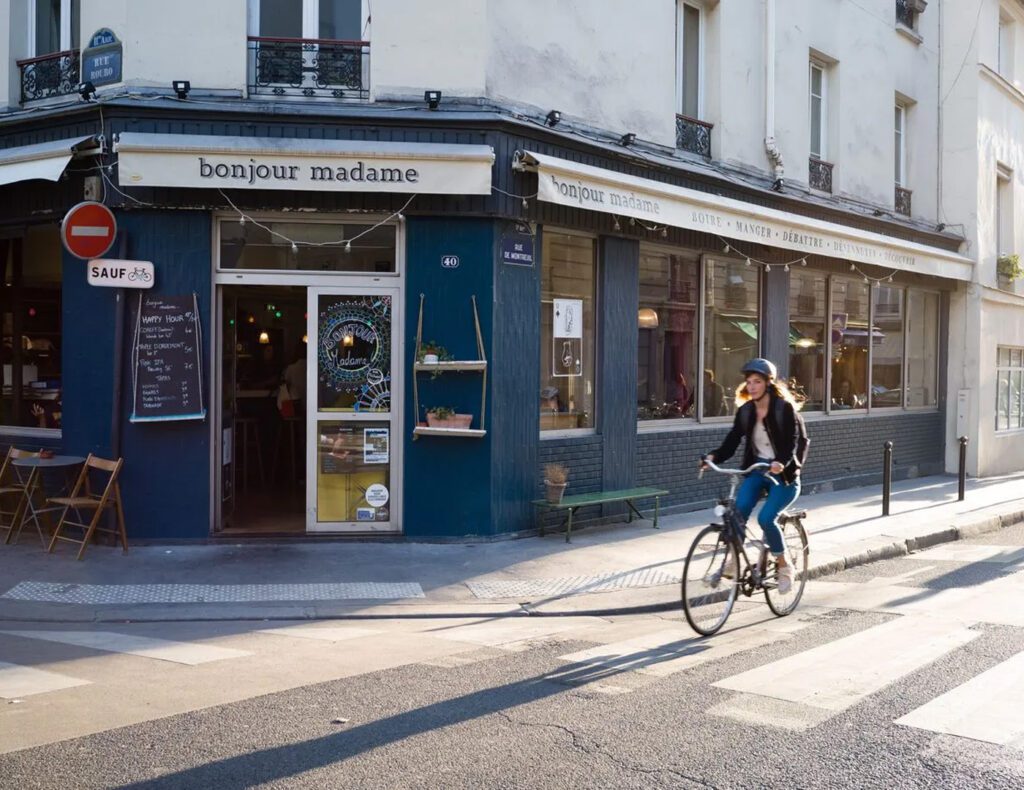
[
  {"x1": 958, "y1": 436, "x2": 969, "y2": 501},
  {"x1": 882, "y1": 440, "x2": 893, "y2": 516}
]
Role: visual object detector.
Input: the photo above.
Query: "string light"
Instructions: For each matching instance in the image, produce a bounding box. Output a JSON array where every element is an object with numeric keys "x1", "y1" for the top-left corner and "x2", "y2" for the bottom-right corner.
[
  {"x1": 522, "y1": 198, "x2": 528, "y2": 209},
  {"x1": 765, "y1": 264, "x2": 772, "y2": 272},
  {"x1": 219, "y1": 189, "x2": 417, "y2": 251},
  {"x1": 784, "y1": 264, "x2": 790, "y2": 272},
  {"x1": 613, "y1": 216, "x2": 621, "y2": 231}
]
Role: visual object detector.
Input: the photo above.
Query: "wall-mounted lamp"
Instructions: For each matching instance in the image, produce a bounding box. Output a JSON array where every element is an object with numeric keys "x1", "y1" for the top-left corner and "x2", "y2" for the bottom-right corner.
[
  {"x1": 258, "y1": 331, "x2": 270, "y2": 345},
  {"x1": 302, "y1": 333, "x2": 308, "y2": 344},
  {"x1": 172, "y1": 80, "x2": 191, "y2": 99},
  {"x1": 424, "y1": 90, "x2": 441, "y2": 110},
  {"x1": 545, "y1": 110, "x2": 561, "y2": 127},
  {"x1": 77, "y1": 81, "x2": 96, "y2": 101},
  {"x1": 619, "y1": 132, "x2": 637, "y2": 147},
  {"x1": 638, "y1": 307, "x2": 659, "y2": 329}
]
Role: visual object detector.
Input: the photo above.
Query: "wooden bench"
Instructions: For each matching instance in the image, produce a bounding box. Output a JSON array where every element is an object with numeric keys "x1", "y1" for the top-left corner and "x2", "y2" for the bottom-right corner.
[{"x1": 531, "y1": 486, "x2": 670, "y2": 543}]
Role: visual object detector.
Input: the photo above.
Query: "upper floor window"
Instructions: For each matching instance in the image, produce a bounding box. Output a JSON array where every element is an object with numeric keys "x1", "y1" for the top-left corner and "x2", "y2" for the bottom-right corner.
[
  {"x1": 31, "y1": 0, "x2": 79, "y2": 56},
  {"x1": 809, "y1": 61, "x2": 827, "y2": 160},
  {"x1": 251, "y1": 0, "x2": 364, "y2": 40},
  {"x1": 999, "y1": 10, "x2": 1015, "y2": 80},
  {"x1": 676, "y1": 2, "x2": 703, "y2": 119},
  {"x1": 896, "y1": 0, "x2": 926, "y2": 32},
  {"x1": 894, "y1": 103, "x2": 907, "y2": 187}
]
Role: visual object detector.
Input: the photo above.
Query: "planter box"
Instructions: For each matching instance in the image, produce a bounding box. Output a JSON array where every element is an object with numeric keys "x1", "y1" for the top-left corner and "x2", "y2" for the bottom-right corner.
[{"x1": 426, "y1": 413, "x2": 473, "y2": 429}]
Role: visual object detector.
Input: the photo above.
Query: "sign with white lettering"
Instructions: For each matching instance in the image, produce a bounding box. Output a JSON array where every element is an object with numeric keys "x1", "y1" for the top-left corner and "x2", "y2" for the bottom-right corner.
[
  {"x1": 501, "y1": 235, "x2": 535, "y2": 266},
  {"x1": 441, "y1": 255, "x2": 460, "y2": 269},
  {"x1": 519, "y1": 151, "x2": 973, "y2": 282},
  {"x1": 87, "y1": 259, "x2": 154, "y2": 289},
  {"x1": 130, "y1": 294, "x2": 205, "y2": 423},
  {"x1": 82, "y1": 29, "x2": 122, "y2": 87},
  {"x1": 115, "y1": 133, "x2": 495, "y2": 195}
]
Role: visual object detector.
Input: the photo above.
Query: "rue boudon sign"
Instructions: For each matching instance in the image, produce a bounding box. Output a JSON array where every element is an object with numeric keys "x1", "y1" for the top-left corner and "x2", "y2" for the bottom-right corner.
[
  {"x1": 87, "y1": 259, "x2": 155, "y2": 289},
  {"x1": 61, "y1": 201, "x2": 117, "y2": 259}
]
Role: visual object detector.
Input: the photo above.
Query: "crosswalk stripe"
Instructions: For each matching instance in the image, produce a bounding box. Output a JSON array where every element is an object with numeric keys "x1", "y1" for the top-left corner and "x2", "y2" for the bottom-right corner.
[
  {"x1": 258, "y1": 625, "x2": 381, "y2": 642},
  {"x1": 908, "y1": 544, "x2": 1024, "y2": 565},
  {"x1": 713, "y1": 616, "x2": 979, "y2": 712},
  {"x1": 895, "y1": 649, "x2": 1024, "y2": 746},
  {"x1": 0, "y1": 661, "x2": 89, "y2": 699},
  {"x1": 0, "y1": 631, "x2": 250, "y2": 666}
]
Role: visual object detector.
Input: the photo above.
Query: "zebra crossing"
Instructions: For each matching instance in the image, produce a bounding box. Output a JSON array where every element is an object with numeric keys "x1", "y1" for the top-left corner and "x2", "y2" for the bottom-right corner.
[{"x1": 1, "y1": 540, "x2": 1023, "y2": 757}]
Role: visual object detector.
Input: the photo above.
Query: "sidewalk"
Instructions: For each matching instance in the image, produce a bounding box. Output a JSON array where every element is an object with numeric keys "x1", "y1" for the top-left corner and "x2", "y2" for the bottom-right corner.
[{"x1": 0, "y1": 472, "x2": 1021, "y2": 623}]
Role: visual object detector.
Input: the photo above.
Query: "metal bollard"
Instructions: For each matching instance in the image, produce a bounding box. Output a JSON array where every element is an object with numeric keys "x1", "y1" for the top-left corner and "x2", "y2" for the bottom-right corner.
[
  {"x1": 958, "y1": 436, "x2": 969, "y2": 501},
  {"x1": 882, "y1": 440, "x2": 893, "y2": 516}
]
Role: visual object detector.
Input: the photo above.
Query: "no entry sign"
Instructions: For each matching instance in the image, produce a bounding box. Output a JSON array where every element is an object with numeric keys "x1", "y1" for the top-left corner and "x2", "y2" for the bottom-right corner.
[{"x1": 61, "y1": 201, "x2": 117, "y2": 259}]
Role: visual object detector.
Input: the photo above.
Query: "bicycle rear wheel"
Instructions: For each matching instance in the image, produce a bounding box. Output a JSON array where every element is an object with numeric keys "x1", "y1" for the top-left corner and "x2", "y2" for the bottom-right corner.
[
  {"x1": 682, "y1": 525, "x2": 739, "y2": 636},
  {"x1": 764, "y1": 518, "x2": 809, "y2": 616}
]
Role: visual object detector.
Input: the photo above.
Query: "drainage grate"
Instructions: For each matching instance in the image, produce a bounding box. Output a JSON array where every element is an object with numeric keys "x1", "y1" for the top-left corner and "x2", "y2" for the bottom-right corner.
[
  {"x1": 466, "y1": 569, "x2": 680, "y2": 599},
  {"x1": 1, "y1": 581, "x2": 425, "y2": 604}
]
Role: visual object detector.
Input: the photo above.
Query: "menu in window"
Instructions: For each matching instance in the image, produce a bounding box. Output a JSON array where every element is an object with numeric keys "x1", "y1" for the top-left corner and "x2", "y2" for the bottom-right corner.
[{"x1": 130, "y1": 293, "x2": 206, "y2": 422}]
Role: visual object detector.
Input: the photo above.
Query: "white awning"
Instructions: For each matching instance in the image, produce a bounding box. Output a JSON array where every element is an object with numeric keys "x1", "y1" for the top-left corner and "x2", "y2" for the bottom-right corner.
[
  {"x1": 515, "y1": 150, "x2": 972, "y2": 282},
  {"x1": 0, "y1": 135, "x2": 101, "y2": 187},
  {"x1": 115, "y1": 133, "x2": 495, "y2": 195}
]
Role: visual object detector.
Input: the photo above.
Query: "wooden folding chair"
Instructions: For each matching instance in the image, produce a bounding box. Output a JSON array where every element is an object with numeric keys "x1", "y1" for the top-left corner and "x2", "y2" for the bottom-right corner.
[
  {"x1": 0, "y1": 447, "x2": 41, "y2": 545},
  {"x1": 46, "y1": 454, "x2": 128, "y2": 560}
]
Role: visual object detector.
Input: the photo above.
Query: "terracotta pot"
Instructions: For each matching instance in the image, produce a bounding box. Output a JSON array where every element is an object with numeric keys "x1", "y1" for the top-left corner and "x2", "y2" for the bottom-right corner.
[
  {"x1": 544, "y1": 480, "x2": 567, "y2": 504},
  {"x1": 426, "y1": 413, "x2": 473, "y2": 429}
]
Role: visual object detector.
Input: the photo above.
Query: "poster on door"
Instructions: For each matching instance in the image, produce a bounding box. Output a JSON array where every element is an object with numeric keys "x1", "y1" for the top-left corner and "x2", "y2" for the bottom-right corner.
[{"x1": 552, "y1": 299, "x2": 583, "y2": 378}]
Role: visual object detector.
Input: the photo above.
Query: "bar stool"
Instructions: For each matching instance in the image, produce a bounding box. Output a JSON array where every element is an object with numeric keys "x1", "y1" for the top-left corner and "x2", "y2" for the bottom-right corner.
[
  {"x1": 235, "y1": 417, "x2": 265, "y2": 491},
  {"x1": 271, "y1": 415, "x2": 302, "y2": 487}
]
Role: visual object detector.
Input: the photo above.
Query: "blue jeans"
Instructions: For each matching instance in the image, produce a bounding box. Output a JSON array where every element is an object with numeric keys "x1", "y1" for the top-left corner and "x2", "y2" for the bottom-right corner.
[{"x1": 734, "y1": 460, "x2": 801, "y2": 555}]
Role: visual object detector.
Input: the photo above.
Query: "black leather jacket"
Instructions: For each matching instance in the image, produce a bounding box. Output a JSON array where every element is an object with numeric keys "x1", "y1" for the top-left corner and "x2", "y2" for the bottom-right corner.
[{"x1": 710, "y1": 393, "x2": 808, "y2": 485}]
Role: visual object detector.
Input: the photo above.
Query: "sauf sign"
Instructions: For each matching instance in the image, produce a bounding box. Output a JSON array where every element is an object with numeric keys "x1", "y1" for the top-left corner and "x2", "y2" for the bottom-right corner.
[{"x1": 87, "y1": 259, "x2": 155, "y2": 289}]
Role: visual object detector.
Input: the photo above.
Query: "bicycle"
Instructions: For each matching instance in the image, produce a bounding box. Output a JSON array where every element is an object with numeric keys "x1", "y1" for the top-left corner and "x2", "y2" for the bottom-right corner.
[
  {"x1": 681, "y1": 459, "x2": 810, "y2": 636},
  {"x1": 128, "y1": 267, "x2": 152, "y2": 283}
]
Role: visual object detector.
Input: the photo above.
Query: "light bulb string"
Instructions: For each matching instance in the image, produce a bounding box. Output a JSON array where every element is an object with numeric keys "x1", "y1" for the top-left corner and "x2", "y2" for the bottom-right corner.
[
  {"x1": 218, "y1": 189, "x2": 416, "y2": 249},
  {"x1": 716, "y1": 235, "x2": 899, "y2": 281}
]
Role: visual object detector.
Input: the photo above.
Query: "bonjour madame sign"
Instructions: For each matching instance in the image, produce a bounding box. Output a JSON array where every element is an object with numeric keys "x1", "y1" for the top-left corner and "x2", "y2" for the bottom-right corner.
[{"x1": 114, "y1": 133, "x2": 495, "y2": 195}]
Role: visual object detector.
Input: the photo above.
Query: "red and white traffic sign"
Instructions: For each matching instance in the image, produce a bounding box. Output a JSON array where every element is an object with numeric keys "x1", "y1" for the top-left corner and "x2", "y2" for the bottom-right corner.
[{"x1": 61, "y1": 201, "x2": 117, "y2": 259}]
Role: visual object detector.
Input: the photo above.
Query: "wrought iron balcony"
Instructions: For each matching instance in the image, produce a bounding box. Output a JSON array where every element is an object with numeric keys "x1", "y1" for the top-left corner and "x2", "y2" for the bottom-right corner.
[
  {"x1": 895, "y1": 186, "x2": 912, "y2": 216},
  {"x1": 17, "y1": 49, "x2": 80, "y2": 103},
  {"x1": 896, "y1": 0, "x2": 915, "y2": 28},
  {"x1": 675, "y1": 114, "x2": 713, "y2": 158},
  {"x1": 808, "y1": 157, "x2": 834, "y2": 193},
  {"x1": 248, "y1": 36, "x2": 369, "y2": 99}
]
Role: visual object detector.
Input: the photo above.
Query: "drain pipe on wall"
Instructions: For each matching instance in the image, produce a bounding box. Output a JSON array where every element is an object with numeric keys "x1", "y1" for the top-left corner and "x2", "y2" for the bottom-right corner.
[{"x1": 764, "y1": 0, "x2": 785, "y2": 190}]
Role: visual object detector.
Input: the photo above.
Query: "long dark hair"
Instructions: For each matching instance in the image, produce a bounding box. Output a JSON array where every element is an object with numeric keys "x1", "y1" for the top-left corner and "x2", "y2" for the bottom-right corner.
[{"x1": 734, "y1": 375, "x2": 804, "y2": 412}]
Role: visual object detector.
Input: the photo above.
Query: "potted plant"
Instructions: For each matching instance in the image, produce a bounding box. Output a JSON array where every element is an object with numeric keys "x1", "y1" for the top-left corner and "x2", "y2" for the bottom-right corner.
[
  {"x1": 417, "y1": 340, "x2": 451, "y2": 365},
  {"x1": 997, "y1": 253, "x2": 1023, "y2": 282},
  {"x1": 425, "y1": 406, "x2": 473, "y2": 429},
  {"x1": 543, "y1": 463, "x2": 569, "y2": 504}
]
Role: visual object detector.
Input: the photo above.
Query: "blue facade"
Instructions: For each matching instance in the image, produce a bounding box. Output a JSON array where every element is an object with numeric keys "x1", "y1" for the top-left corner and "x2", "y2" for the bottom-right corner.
[{"x1": 62, "y1": 211, "x2": 212, "y2": 540}]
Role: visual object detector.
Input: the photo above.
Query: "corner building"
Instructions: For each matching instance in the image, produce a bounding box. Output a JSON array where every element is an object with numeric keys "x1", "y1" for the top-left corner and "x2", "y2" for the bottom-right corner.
[{"x1": 0, "y1": 1, "x2": 991, "y2": 541}]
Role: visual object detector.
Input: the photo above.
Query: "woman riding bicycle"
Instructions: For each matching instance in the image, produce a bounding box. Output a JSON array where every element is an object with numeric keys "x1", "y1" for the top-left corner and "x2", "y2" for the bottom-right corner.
[{"x1": 701, "y1": 358, "x2": 808, "y2": 594}]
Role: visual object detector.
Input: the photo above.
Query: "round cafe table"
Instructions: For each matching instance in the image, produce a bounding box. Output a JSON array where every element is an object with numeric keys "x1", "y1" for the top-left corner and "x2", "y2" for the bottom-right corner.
[{"x1": 10, "y1": 455, "x2": 86, "y2": 547}]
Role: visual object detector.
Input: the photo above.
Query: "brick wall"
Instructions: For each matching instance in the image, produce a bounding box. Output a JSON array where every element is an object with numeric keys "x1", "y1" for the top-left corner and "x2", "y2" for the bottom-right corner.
[{"x1": 536, "y1": 411, "x2": 945, "y2": 531}]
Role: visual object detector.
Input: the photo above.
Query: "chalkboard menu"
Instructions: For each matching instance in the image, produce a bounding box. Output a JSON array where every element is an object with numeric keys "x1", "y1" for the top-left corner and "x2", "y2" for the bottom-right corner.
[{"x1": 130, "y1": 294, "x2": 206, "y2": 422}]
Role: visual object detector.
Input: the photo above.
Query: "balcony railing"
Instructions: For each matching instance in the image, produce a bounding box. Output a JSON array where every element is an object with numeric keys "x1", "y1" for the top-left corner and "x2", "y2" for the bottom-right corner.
[
  {"x1": 895, "y1": 185, "x2": 912, "y2": 216},
  {"x1": 896, "y1": 0, "x2": 916, "y2": 28},
  {"x1": 17, "y1": 49, "x2": 80, "y2": 103},
  {"x1": 809, "y1": 157, "x2": 834, "y2": 193},
  {"x1": 248, "y1": 36, "x2": 368, "y2": 99},
  {"x1": 675, "y1": 114, "x2": 713, "y2": 157}
]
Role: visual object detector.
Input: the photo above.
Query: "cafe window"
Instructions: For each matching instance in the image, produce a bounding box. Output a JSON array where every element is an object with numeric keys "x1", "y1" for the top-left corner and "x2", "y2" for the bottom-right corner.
[
  {"x1": 703, "y1": 256, "x2": 759, "y2": 417},
  {"x1": 996, "y1": 346, "x2": 1024, "y2": 432},
  {"x1": 540, "y1": 232, "x2": 596, "y2": 432},
  {"x1": 218, "y1": 219, "x2": 396, "y2": 273},
  {"x1": 637, "y1": 245, "x2": 699, "y2": 421},
  {"x1": 788, "y1": 269, "x2": 827, "y2": 412},
  {"x1": 1, "y1": 228, "x2": 63, "y2": 433},
  {"x1": 905, "y1": 290, "x2": 939, "y2": 407},
  {"x1": 829, "y1": 277, "x2": 870, "y2": 410},
  {"x1": 871, "y1": 285, "x2": 905, "y2": 408}
]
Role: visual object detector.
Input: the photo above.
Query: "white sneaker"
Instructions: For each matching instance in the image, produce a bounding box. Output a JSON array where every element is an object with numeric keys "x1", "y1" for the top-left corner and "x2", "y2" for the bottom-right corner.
[
  {"x1": 721, "y1": 553, "x2": 737, "y2": 579},
  {"x1": 776, "y1": 563, "x2": 794, "y2": 594}
]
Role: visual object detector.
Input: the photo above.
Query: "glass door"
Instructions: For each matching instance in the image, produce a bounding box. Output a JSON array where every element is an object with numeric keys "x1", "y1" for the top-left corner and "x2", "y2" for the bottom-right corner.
[{"x1": 306, "y1": 286, "x2": 400, "y2": 533}]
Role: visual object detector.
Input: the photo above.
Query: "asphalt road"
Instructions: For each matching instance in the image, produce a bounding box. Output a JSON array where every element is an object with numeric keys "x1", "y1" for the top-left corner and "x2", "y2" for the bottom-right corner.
[{"x1": 1, "y1": 525, "x2": 1023, "y2": 789}]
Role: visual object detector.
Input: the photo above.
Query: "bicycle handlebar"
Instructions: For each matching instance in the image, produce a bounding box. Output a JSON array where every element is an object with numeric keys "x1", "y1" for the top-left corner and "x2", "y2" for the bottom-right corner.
[{"x1": 698, "y1": 458, "x2": 777, "y2": 483}]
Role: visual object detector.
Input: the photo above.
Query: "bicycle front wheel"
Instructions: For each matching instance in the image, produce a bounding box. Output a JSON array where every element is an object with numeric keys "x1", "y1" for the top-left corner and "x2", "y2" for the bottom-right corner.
[
  {"x1": 682, "y1": 525, "x2": 739, "y2": 636},
  {"x1": 764, "y1": 518, "x2": 809, "y2": 616}
]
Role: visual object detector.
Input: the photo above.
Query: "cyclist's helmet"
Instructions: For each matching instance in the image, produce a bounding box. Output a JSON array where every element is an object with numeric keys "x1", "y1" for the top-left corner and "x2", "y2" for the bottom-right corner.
[{"x1": 740, "y1": 357, "x2": 777, "y2": 380}]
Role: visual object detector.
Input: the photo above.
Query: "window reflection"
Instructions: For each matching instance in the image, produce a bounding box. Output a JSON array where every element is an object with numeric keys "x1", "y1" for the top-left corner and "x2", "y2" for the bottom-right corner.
[
  {"x1": 637, "y1": 247, "x2": 699, "y2": 421},
  {"x1": 871, "y1": 285, "x2": 905, "y2": 408},
  {"x1": 788, "y1": 270, "x2": 826, "y2": 411},
  {"x1": 703, "y1": 257, "x2": 759, "y2": 417},
  {"x1": 830, "y1": 277, "x2": 870, "y2": 410}
]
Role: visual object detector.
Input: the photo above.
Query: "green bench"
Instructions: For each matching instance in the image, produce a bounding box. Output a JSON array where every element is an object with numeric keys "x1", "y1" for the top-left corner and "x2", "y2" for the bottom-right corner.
[{"x1": 531, "y1": 486, "x2": 670, "y2": 543}]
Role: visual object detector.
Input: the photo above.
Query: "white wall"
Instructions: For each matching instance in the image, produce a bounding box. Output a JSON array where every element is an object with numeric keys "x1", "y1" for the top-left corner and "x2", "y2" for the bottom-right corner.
[
  {"x1": 1, "y1": 0, "x2": 33, "y2": 110},
  {"x1": 80, "y1": 0, "x2": 247, "y2": 95}
]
